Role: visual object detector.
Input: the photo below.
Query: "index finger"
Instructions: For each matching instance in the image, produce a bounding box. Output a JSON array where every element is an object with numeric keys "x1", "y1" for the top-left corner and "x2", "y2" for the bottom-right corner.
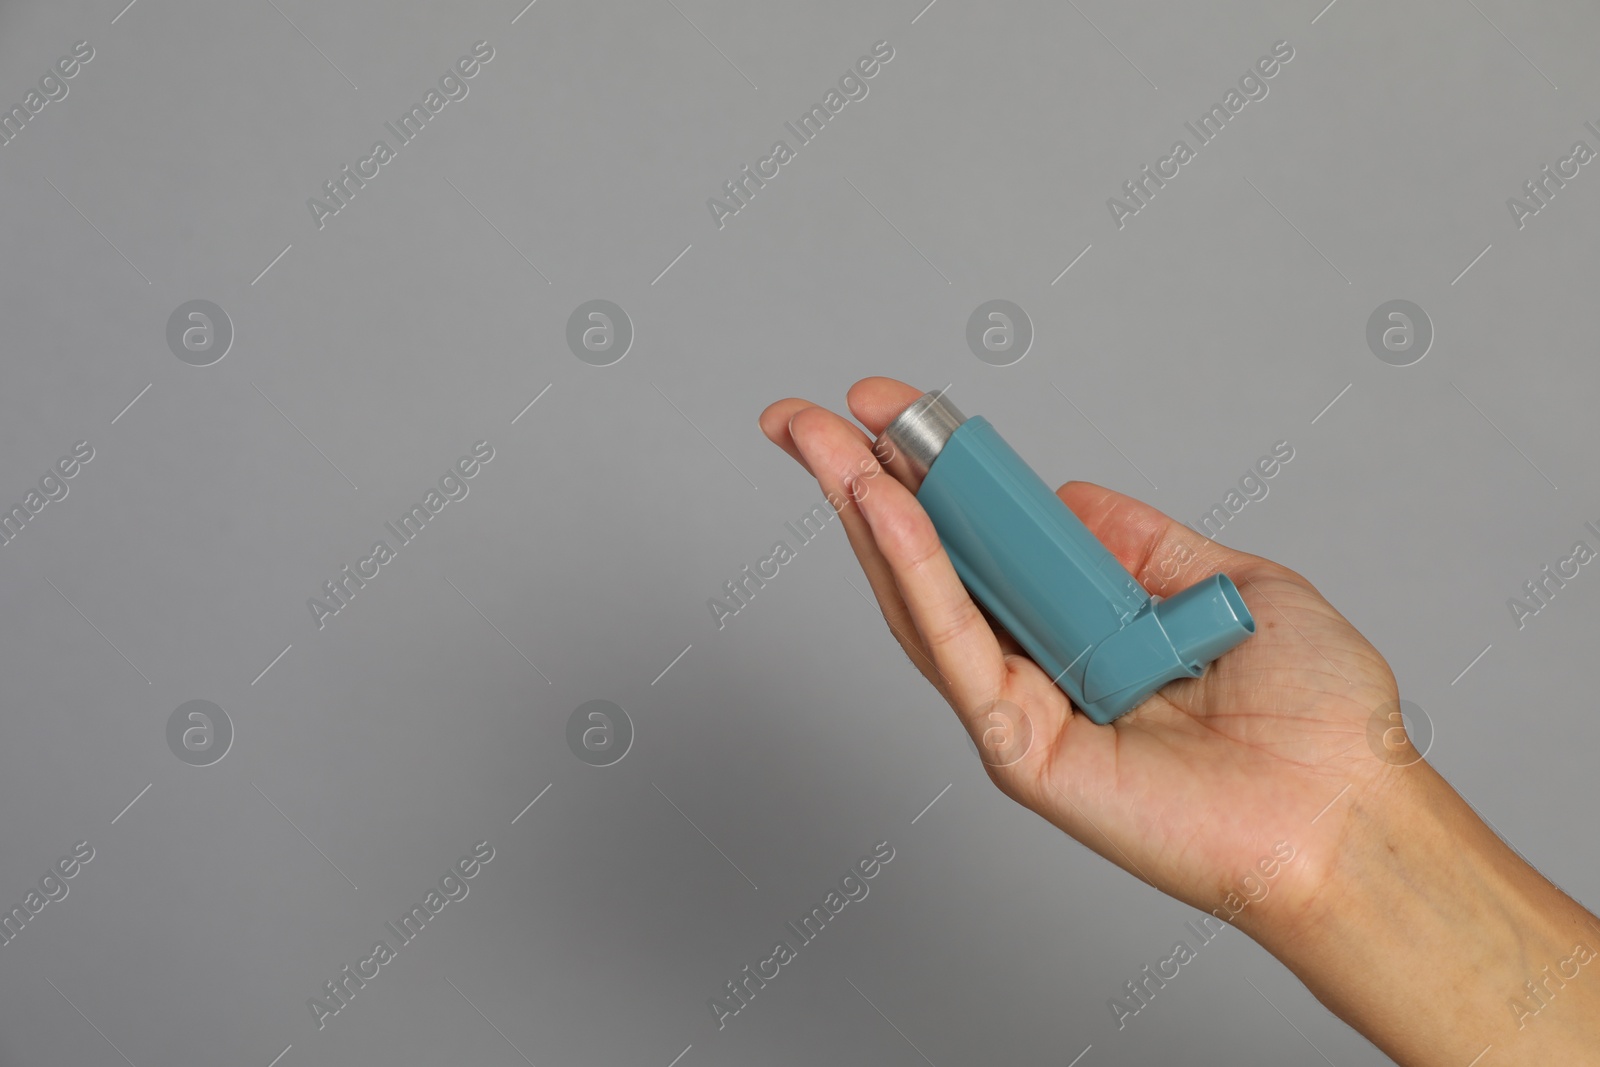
[{"x1": 788, "y1": 404, "x2": 1010, "y2": 717}]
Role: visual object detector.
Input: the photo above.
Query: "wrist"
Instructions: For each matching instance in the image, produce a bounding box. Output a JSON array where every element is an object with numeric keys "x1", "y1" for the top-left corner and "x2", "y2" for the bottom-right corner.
[{"x1": 1248, "y1": 761, "x2": 1600, "y2": 1066}]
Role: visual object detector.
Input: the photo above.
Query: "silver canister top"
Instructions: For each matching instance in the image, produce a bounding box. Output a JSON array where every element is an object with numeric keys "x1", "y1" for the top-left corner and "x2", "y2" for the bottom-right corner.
[{"x1": 874, "y1": 389, "x2": 966, "y2": 493}]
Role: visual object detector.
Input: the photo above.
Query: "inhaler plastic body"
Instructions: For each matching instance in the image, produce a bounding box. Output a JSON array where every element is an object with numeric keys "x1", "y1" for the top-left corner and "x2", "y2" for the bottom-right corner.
[{"x1": 875, "y1": 391, "x2": 1255, "y2": 725}]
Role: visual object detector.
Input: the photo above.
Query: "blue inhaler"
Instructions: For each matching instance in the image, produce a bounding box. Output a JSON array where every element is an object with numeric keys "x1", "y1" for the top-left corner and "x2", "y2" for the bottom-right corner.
[{"x1": 874, "y1": 390, "x2": 1255, "y2": 725}]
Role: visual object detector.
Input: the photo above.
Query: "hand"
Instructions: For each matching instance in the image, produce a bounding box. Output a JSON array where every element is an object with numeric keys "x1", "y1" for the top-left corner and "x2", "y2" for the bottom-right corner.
[
  {"x1": 760, "y1": 377, "x2": 1600, "y2": 1066},
  {"x1": 760, "y1": 376, "x2": 1398, "y2": 926}
]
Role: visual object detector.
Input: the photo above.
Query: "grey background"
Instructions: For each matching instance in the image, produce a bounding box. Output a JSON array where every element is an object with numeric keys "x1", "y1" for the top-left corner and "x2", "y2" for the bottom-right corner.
[{"x1": 1, "y1": 0, "x2": 1596, "y2": 1064}]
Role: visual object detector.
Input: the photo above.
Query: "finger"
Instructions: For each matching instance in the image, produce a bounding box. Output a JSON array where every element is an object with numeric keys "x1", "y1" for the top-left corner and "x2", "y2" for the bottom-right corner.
[
  {"x1": 789, "y1": 404, "x2": 1011, "y2": 717},
  {"x1": 757, "y1": 397, "x2": 817, "y2": 475},
  {"x1": 1055, "y1": 480, "x2": 1272, "y2": 599},
  {"x1": 839, "y1": 378, "x2": 1032, "y2": 660},
  {"x1": 768, "y1": 401, "x2": 954, "y2": 694},
  {"x1": 843, "y1": 384, "x2": 1041, "y2": 659},
  {"x1": 846, "y1": 377, "x2": 926, "y2": 436}
]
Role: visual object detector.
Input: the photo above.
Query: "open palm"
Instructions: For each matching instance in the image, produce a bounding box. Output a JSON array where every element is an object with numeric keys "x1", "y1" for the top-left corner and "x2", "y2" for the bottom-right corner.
[{"x1": 761, "y1": 377, "x2": 1409, "y2": 923}]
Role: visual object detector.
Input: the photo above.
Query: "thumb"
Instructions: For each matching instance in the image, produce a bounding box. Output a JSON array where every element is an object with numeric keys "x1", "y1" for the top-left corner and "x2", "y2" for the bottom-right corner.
[{"x1": 1055, "y1": 481, "x2": 1260, "y2": 598}]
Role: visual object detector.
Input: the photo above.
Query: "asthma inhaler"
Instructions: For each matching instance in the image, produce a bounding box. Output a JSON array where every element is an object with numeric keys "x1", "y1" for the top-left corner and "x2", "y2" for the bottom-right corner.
[{"x1": 875, "y1": 390, "x2": 1255, "y2": 725}]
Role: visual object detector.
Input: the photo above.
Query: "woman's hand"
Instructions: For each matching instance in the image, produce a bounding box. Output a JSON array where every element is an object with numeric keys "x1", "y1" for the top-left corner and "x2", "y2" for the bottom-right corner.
[
  {"x1": 760, "y1": 376, "x2": 1396, "y2": 924},
  {"x1": 760, "y1": 376, "x2": 1600, "y2": 1067}
]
